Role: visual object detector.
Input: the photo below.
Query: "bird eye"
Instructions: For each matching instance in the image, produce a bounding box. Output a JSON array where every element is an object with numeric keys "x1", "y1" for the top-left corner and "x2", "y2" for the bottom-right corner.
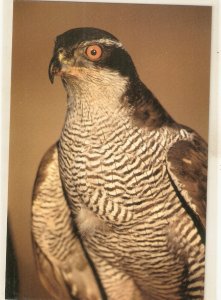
[{"x1": 86, "y1": 45, "x2": 102, "y2": 61}]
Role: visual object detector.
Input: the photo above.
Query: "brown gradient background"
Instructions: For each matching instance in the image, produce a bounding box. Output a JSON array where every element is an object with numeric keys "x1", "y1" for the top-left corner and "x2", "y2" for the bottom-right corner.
[{"x1": 9, "y1": 2, "x2": 211, "y2": 299}]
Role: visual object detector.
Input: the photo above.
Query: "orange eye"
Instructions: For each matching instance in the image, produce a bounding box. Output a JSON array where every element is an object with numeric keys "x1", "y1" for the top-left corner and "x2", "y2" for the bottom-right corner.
[{"x1": 86, "y1": 45, "x2": 102, "y2": 61}]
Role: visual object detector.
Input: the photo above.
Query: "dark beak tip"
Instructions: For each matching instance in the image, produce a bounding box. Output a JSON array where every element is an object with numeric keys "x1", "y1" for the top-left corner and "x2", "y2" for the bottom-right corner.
[
  {"x1": 49, "y1": 73, "x2": 54, "y2": 84},
  {"x1": 48, "y1": 56, "x2": 57, "y2": 84}
]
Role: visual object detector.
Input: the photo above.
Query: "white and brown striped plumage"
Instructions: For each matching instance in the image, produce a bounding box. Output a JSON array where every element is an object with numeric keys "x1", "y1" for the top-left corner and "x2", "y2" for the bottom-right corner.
[
  {"x1": 32, "y1": 145, "x2": 103, "y2": 300},
  {"x1": 32, "y1": 28, "x2": 207, "y2": 300}
]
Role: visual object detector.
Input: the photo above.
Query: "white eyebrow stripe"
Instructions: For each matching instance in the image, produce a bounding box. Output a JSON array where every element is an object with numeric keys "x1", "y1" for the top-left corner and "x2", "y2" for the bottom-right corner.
[{"x1": 81, "y1": 39, "x2": 123, "y2": 48}]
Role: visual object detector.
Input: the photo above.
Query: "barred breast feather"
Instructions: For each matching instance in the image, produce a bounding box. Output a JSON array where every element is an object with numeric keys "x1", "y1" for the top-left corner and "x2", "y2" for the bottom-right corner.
[
  {"x1": 57, "y1": 85, "x2": 205, "y2": 300},
  {"x1": 32, "y1": 145, "x2": 103, "y2": 300}
]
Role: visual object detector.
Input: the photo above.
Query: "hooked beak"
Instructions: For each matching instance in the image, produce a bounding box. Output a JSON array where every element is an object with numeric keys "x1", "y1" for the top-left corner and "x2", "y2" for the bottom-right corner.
[{"x1": 48, "y1": 55, "x2": 61, "y2": 84}]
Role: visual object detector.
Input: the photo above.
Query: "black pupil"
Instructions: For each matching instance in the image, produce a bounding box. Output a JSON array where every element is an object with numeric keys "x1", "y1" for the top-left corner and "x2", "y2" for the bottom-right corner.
[{"x1": 91, "y1": 49, "x2": 97, "y2": 56}]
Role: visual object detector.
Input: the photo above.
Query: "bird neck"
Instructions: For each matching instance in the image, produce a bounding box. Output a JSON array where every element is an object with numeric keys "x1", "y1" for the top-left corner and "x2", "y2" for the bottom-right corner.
[
  {"x1": 64, "y1": 74, "x2": 132, "y2": 125},
  {"x1": 62, "y1": 74, "x2": 174, "y2": 134}
]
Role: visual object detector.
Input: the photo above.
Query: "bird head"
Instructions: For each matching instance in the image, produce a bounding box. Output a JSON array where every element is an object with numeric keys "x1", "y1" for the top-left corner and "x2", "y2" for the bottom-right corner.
[
  {"x1": 48, "y1": 27, "x2": 173, "y2": 127},
  {"x1": 48, "y1": 27, "x2": 138, "y2": 88}
]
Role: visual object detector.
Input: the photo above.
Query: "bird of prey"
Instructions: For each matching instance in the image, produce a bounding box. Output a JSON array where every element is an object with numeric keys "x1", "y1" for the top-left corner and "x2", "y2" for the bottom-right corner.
[{"x1": 32, "y1": 27, "x2": 207, "y2": 300}]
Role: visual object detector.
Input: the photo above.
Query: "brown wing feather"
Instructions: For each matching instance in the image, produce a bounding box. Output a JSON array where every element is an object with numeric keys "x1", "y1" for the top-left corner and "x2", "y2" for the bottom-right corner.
[{"x1": 166, "y1": 133, "x2": 207, "y2": 242}]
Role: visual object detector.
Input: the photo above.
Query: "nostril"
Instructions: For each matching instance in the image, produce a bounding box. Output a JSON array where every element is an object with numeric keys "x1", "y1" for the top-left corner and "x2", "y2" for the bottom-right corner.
[{"x1": 58, "y1": 48, "x2": 64, "y2": 54}]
